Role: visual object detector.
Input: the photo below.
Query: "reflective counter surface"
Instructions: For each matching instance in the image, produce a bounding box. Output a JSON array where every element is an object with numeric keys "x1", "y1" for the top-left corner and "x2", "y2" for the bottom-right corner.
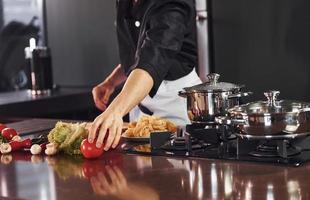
[
  {"x1": 0, "y1": 149, "x2": 310, "y2": 200},
  {"x1": 1, "y1": 119, "x2": 310, "y2": 200}
]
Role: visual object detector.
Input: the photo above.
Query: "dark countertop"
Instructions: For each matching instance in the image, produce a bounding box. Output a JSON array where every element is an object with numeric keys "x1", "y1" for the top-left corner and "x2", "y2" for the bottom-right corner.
[
  {"x1": 0, "y1": 88, "x2": 94, "y2": 118},
  {"x1": 0, "y1": 119, "x2": 310, "y2": 200}
]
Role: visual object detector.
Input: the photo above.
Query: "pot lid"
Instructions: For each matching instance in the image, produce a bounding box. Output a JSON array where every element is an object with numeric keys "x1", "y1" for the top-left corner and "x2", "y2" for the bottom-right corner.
[
  {"x1": 183, "y1": 73, "x2": 244, "y2": 92},
  {"x1": 229, "y1": 91, "x2": 310, "y2": 115}
]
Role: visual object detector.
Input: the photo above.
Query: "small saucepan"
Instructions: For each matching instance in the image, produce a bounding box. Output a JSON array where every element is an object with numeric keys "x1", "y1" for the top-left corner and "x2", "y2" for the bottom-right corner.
[{"x1": 179, "y1": 73, "x2": 252, "y2": 123}]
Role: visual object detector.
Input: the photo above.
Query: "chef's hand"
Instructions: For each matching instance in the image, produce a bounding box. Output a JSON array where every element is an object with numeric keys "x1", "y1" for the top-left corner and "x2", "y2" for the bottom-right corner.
[
  {"x1": 90, "y1": 165, "x2": 159, "y2": 200},
  {"x1": 88, "y1": 108, "x2": 123, "y2": 150},
  {"x1": 90, "y1": 165, "x2": 127, "y2": 197},
  {"x1": 92, "y1": 80, "x2": 115, "y2": 111},
  {"x1": 92, "y1": 64, "x2": 127, "y2": 111},
  {"x1": 89, "y1": 69, "x2": 154, "y2": 151}
]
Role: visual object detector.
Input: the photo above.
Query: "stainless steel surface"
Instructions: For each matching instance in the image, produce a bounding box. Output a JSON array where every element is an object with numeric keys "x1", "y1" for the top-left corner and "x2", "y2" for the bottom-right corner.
[
  {"x1": 182, "y1": 91, "x2": 241, "y2": 123},
  {"x1": 195, "y1": 0, "x2": 210, "y2": 81},
  {"x1": 183, "y1": 73, "x2": 244, "y2": 93},
  {"x1": 218, "y1": 91, "x2": 310, "y2": 136},
  {"x1": 235, "y1": 131, "x2": 310, "y2": 140},
  {"x1": 264, "y1": 90, "x2": 280, "y2": 104},
  {"x1": 179, "y1": 74, "x2": 249, "y2": 123},
  {"x1": 228, "y1": 91, "x2": 253, "y2": 98}
]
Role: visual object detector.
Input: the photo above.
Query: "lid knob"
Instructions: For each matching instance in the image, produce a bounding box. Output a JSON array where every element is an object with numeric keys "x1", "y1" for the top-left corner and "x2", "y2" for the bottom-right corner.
[
  {"x1": 264, "y1": 90, "x2": 280, "y2": 103},
  {"x1": 206, "y1": 73, "x2": 220, "y2": 85}
]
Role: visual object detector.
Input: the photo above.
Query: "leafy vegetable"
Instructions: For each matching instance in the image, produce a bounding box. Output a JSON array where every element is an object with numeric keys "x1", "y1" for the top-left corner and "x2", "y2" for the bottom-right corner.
[
  {"x1": 0, "y1": 134, "x2": 8, "y2": 144},
  {"x1": 47, "y1": 122, "x2": 88, "y2": 155}
]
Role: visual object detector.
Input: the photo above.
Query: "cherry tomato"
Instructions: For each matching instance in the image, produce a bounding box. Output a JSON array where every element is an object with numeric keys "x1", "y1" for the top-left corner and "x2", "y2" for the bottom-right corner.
[
  {"x1": 0, "y1": 124, "x2": 7, "y2": 132},
  {"x1": 1, "y1": 128, "x2": 17, "y2": 140},
  {"x1": 9, "y1": 138, "x2": 32, "y2": 151},
  {"x1": 80, "y1": 139, "x2": 104, "y2": 159}
]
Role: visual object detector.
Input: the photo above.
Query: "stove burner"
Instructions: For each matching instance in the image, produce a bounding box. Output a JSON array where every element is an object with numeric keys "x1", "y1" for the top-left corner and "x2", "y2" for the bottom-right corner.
[
  {"x1": 122, "y1": 123, "x2": 310, "y2": 166},
  {"x1": 161, "y1": 136, "x2": 209, "y2": 151},
  {"x1": 248, "y1": 140, "x2": 301, "y2": 158}
]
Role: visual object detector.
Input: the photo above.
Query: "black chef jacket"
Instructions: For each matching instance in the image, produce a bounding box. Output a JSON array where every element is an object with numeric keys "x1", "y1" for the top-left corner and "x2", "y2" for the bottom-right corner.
[{"x1": 116, "y1": 0, "x2": 197, "y2": 97}]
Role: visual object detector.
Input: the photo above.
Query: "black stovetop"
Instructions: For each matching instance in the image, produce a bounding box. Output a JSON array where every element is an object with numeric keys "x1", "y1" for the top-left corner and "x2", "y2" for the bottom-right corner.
[{"x1": 121, "y1": 125, "x2": 310, "y2": 167}]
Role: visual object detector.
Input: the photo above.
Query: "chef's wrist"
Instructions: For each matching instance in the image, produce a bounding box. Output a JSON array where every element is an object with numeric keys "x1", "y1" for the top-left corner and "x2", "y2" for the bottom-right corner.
[{"x1": 105, "y1": 105, "x2": 125, "y2": 118}]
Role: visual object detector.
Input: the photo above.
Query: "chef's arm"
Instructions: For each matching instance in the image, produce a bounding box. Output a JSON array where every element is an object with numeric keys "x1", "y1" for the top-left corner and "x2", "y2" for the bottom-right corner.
[
  {"x1": 89, "y1": 68, "x2": 154, "y2": 150},
  {"x1": 105, "y1": 64, "x2": 127, "y2": 87},
  {"x1": 108, "y1": 68, "x2": 154, "y2": 116}
]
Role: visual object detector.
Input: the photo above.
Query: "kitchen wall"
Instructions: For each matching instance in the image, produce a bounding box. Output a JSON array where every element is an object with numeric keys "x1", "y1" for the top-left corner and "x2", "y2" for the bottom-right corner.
[
  {"x1": 0, "y1": 1, "x2": 3, "y2": 28},
  {"x1": 46, "y1": 0, "x2": 119, "y2": 87},
  {"x1": 46, "y1": 0, "x2": 310, "y2": 101},
  {"x1": 211, "y1": 0, "x2": 310, "y2": 101}
]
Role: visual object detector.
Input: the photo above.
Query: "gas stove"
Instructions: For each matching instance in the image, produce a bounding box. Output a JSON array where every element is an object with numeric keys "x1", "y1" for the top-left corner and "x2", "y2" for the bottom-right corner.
[{"x1": 121, "y1": 123, "x2": 310, "y2": 167}]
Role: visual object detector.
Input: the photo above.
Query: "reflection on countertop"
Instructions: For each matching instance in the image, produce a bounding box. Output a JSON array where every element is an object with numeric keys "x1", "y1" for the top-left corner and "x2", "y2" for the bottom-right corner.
[{"x1": 0, "y1": 151, "x2": 309, "y2": 200}]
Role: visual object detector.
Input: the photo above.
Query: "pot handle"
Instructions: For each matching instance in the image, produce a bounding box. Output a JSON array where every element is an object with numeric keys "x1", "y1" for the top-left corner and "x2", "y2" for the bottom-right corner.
[
  {"x1": 178, "y1": 91, "x2": 187, "y2": 98},
  {"x1": 215, "y1": 116, "x2": 246, "y2": 125},
  {"x1": 228, "y1": 91, "x2": 253, "y2": 99}
]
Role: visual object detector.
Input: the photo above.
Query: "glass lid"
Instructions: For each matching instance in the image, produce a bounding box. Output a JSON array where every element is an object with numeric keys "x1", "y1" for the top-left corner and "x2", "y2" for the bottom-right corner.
[
  {"x1": 229, "y1": 91, "x2": 310, "y2": 115},
  {"x1": 183, "y1": 73, "x2": 244, "y2": 92}
]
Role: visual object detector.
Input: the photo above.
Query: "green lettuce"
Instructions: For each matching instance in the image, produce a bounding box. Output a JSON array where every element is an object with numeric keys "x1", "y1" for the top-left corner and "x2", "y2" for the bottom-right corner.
[{"x1": 48, "y1": 122, "x2": 88, "y2": 155}]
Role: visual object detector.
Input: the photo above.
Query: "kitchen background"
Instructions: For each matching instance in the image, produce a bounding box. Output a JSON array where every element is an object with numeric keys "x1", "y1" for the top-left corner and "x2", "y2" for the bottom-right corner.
[{"x1": 1, "y1": 0, "x2": 310, "y2": 101}]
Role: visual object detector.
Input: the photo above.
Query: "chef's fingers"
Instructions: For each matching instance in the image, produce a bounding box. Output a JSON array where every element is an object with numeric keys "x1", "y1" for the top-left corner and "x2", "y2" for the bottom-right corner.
[
  {"x1": 89, "y1": 116, "x2": 102, "y2": 143},
  {"x1": 90, "y1": 177, "x2": 107, "y2": 195},
  {"x1": 102, "y1": 89, "x2": 112, "y2": 105},
  {"x1": 85, "y1": 122, "x2": 93, "y2": 132},
  {"x1": 104, "y1": 124, "x2": 117, "y2": 151},
  {"x1": 95, "y1": 101, "x2": 107, "y2": 112},
  {"x1": 97, "y1": 172, "x2": 111, "y2": 192},
  {"x1": 92, "y1": 87, "x2": 108, "y2": 111},
  {"x1": 105, "y1": 166, "x2": 119, "y2": 184},
  {"x1": 90, "y1": 177, "x2": 100, "y2": 192},
  {"x1": 113, "y1": 166, "x2": 127, "y2": 185},
  {"x1": 112, "y1": 125, "x2": 122, "y2": 149},
  {"x1": 96, "y1": 124, "x2": 109, "y2": 148},
  {"x1": 92, "y1": 87, "x2": 101, "y2": 105}
]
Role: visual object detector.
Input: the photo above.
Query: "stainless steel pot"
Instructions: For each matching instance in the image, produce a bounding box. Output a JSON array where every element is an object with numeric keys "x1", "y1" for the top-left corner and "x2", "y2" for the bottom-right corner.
[
  {"x1": 216, "y1": 91, "x2": 310, "y2": 138},
  {"x1": 179, "y1": 73, "x2": 252, "y2": 123}
]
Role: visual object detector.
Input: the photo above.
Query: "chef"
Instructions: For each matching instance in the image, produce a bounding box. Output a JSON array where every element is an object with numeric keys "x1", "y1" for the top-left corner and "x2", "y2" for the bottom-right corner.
[{"x1": 89, "y1": 0, "x2": 202, "y2": 150}]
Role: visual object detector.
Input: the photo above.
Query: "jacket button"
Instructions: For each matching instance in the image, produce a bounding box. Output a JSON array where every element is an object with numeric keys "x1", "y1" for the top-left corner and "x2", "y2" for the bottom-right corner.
[{"x1": 135, "y1": 21, "x2": 140, "y2": 27}]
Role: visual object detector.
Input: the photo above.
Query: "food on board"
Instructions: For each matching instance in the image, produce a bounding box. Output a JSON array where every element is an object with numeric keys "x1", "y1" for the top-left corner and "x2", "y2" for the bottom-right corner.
[{"x1": 124, "y1": 115, "x2": 177, "y2": 138}]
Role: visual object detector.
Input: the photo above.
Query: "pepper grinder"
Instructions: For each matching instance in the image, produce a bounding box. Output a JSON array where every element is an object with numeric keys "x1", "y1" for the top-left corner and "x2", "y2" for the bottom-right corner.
[{"x1": 24, "y1": 38, "x2": 53, "y2": 95}]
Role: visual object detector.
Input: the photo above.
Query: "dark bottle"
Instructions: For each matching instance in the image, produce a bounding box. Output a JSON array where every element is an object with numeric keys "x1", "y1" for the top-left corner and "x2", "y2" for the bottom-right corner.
[
  {"x1": 30, "y1": 47, "x2": 53, "y2": 94},
  {"x1": 24, "y1": 42, "x2": 53, "y2": 95}
]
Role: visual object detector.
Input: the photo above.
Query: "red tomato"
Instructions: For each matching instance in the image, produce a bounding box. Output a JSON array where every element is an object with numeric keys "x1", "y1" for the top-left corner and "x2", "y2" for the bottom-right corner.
[
  {"x1": 1, "y1": 128, "x2": 17, "y2": 140},
  {"x1": 0, "y1": 124, "x2": 7, "y2": 132},
  {"x1": 80, "y1": 139, "x2": 104, "y2": 159}
]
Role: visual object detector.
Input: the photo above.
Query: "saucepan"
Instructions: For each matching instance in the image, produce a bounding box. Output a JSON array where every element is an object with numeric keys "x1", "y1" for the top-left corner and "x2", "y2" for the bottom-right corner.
[
  {"x1": 216, "y1": 91, "x2": 310, "y2": 138},
  {"x1": 178, "y1": 73, "x2": 252, "y2": 123}
]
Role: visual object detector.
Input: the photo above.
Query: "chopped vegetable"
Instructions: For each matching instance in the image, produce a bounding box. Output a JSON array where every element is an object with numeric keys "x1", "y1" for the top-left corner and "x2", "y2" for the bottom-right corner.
[
  {"x1": 45, "y1": 147, "x2": 58, "y2": 156},
  {"x1": 11, "y1": 135, "x2": 22, "y2": 142},
  {"x1": 0, "y1": 124, "x2": 7, "y2": 132},
  {"x1": 0, "y1": 143, "x2": 12, "y2": 154},
  {"x1": 9, "y1": 139, "x2": 32, "y2": 151},
  {"x1": 1, "y1": 128, "x2": 17, "y2": 140},
  {"x1": 30, "y1": 144, "x2": 42, "y2": 155},
  {"x1": 47, "y1": 122, "x2": 89, "y2": 155}
]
